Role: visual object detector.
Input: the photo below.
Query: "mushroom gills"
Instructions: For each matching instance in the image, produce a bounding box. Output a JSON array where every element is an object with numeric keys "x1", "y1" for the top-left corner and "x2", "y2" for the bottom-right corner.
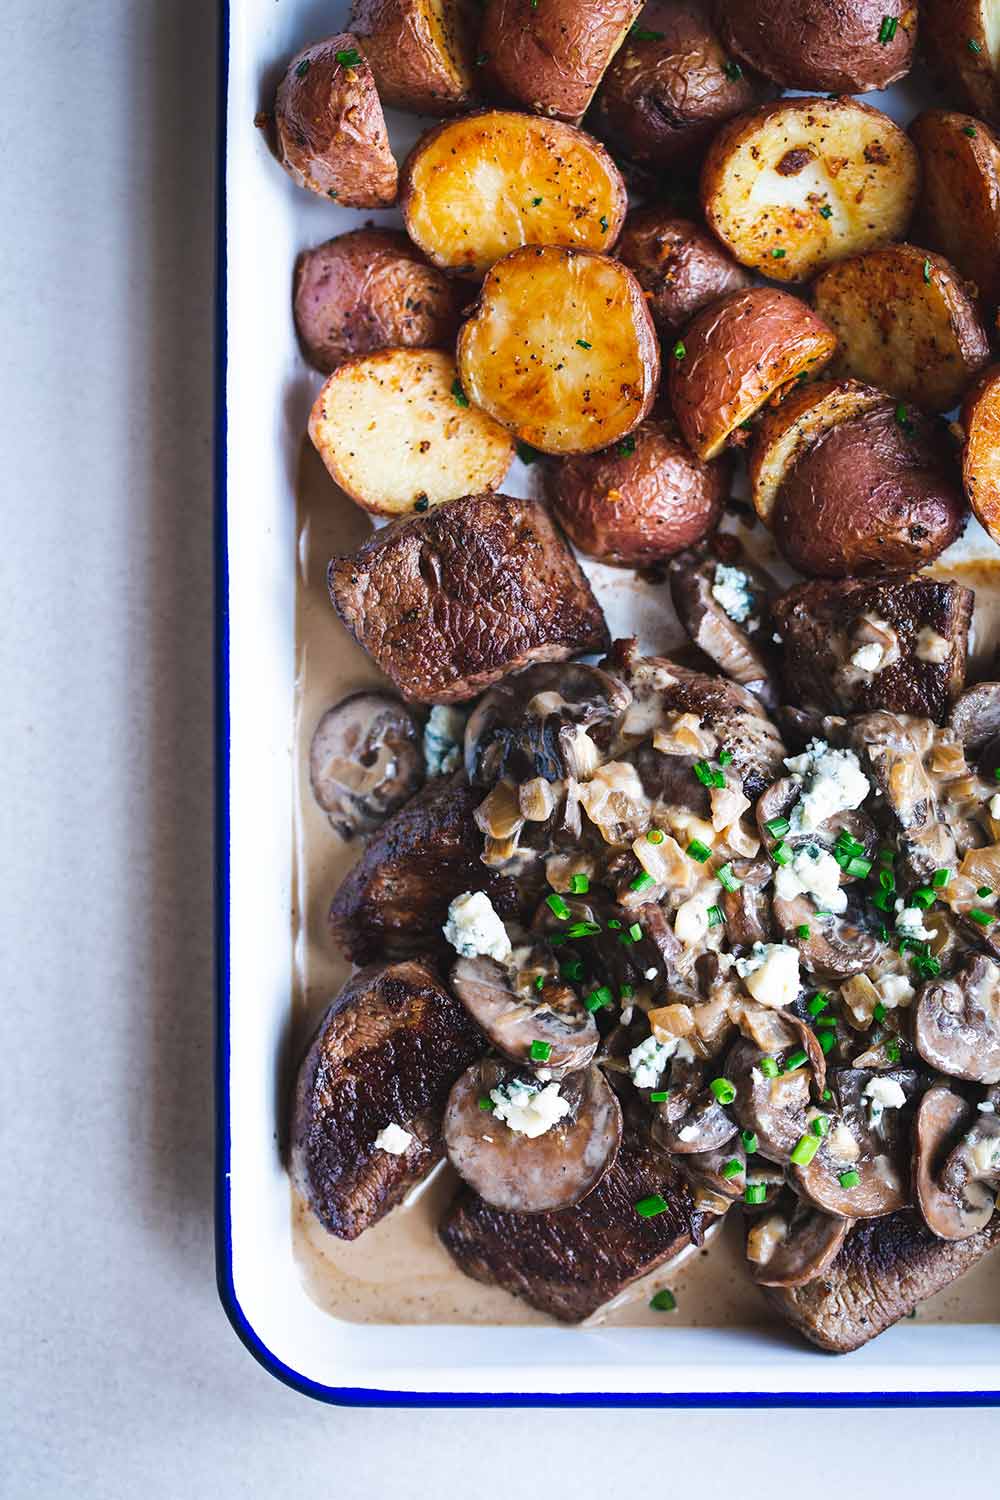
[
  {"x1": 449, "y1": 954, "x2": 599, "y2": 1078},
  {"x1": 914, "y1": 1084, "x2": 1000, "y2": 1241},
  {"x1": 309, "y1": 691, "x2": 424, "y2": 838}
]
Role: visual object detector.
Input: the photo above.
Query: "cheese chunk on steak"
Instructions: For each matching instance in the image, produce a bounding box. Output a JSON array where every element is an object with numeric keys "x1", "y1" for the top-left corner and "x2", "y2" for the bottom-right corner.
[
  {"x1": 763, "y1": 1209, "x2": 1000, "y2": 1352},
  {"x1": 439, "y1": 1128, "x2": 705, "y2": 1321},
  {"x1": 328, "y1": 491, "x2": 610, "y2": 703},
  {"x1": 290, "y1": 959, "x2": 488, "y2": 1241}
]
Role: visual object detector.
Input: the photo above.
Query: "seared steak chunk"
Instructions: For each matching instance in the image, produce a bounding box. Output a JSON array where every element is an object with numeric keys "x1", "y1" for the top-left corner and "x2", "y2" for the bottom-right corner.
[
  {"x1": 290, "y1": 959, "x2": 487, "y2": 1241},
  {"x1": 773, "y1": 577, "x2": 972, "y2": 723},
  {"x1": 439, "y1": 1127, "x2": 705, "y2": 1322},
  {"x1": 763, "y1": 1209, "x2": 1000, "y2": 1352},
  {"x1": 328, "y1": 776, "x2": 525, "y2": 965},
  {"x1": 328, "y1": 492, "x2": 610, "y2": 703}
]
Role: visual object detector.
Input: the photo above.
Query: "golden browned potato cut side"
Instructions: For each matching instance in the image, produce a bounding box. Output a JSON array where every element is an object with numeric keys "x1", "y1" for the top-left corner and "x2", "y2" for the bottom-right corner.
[
  {"x1": 812, "y1": 244, "x2": 991, "y2": 412},
  {"x1": 700, "y1": 95, "x2": 919, "y2": 282},
  {"x1": 350, "y1": 0, "x2": 478, "y2": 114},
  {"x1": 922, "y1": 0, "x2": 1000, "y2": 126},
  {"x1": 400, "y1": 111, "x2": 627, "y2": 274},
  {"x1": 479, "y1": 0, "x2": 643, "y2": 123},
  {"x1": 962, "y1": 364, "x2": 1000, "y2": 544},
  {"x1": 910, "y1": 109, "x2": 1000, "y2": 307},
  {"x1": 749, "y1": 378, "x2": 888, "y2": 524},
  {"x1": 308, "y1": 349, "x2": 514, "y2": 514},
  {"x1": 456, "y1": 246, "x2": 660, "y2": 454}
]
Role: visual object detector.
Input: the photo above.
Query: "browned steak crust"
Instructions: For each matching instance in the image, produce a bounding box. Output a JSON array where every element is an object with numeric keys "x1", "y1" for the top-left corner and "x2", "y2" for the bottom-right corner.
[
  {"x1": 328, "y1": 776, "x2": 526, "y2": 965},
  {"x1": 327, "y1": 491, "x2": 610, "y2": 703},
  {"x1": 439, "y1": 1128, "x2": 706, "y2": 1321},
  {"x1": 289, "y1": 959, "x2": 487, "y2": 1241},
  {"x1": 763, "y1": 1209, "x2": 1000, "y2": 1352},
  {"x1": 773, "y1": 577, "x2": 972, "y2": 722}
]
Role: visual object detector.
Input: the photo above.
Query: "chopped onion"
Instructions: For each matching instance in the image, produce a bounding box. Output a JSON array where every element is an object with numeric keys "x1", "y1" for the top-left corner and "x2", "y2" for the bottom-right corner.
[
  {"x1": 474, "y1": 781, "x2": 523, "y2": 840},
  {"x1": 518, "y1": 776, "x2": 555, "y2": 822}
]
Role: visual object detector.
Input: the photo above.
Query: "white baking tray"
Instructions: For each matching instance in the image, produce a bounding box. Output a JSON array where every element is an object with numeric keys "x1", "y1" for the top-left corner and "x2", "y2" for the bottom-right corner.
[{"x1": 216, "y1": 0, "x2": 1000, "y2": 1403}]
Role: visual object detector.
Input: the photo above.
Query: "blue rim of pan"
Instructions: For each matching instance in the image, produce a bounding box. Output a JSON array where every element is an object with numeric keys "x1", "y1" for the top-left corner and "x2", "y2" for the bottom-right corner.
[{"x1": 211, "y1": 0, "x2": 999, "y2": 1407}]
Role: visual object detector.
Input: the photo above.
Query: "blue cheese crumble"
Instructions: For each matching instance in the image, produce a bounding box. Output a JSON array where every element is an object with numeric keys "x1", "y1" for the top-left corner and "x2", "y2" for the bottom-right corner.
[
  {"x1": 423, "y1": 705, "x2": 466, "y2": 777},
  {"x1": 773, "y1": 844, "x2": 847, "y2": 913},
  {"x1": 489, "y1": 1079, "x2": 570, "y2": 1137},
  {"x1": 784, "y1": 739, "x2": 870, "y2": 833},
  {"x1": 443, "y1": 890, "x2": 512, "y2": 962},
  {"x1": 712, "y1": 563, "x2": 755, "y2": 625}
]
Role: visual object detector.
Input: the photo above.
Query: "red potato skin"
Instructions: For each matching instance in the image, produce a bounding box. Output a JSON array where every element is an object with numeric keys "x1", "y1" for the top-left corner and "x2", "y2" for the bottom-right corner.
[
  {"x1": 716, "y1": 0, "x2": 916, "y2": 94},
  {"x1": 545, "y1": 418, "x2": 727, "y2": 565},
  {"x1": 293, "y1": 229, "x2": 466, "y2": 374},
  {"x1": 480, "y1": 0, "x2": 643, "y2": 123},
  {"x1": 668, "y1": 287, "x2": 838, "y2": 461},
  {"x1": 615, "y1": 210, "x2": 752, "y2": 337},
  {"x1": 591, "y1": 0, "x2": 772, "y2": 170},
  {"x1": 350, "y1": 0, "x2": 477, "y2": 115},
  {"x1": 274, "y1": 35, "x2": 397, "y2": 207},
  {"x1": 774, "y1": 401, "x2": 967, "y2": 577}
]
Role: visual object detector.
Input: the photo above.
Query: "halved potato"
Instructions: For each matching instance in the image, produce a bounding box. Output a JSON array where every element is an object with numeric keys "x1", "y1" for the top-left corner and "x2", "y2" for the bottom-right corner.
[
  {"x1": 667, "y1": 287, "x2": 838, "y2": 461},
  {"x1": 350, "y1": 0, "x2": 477, "y2": 115},
  {"x1": 962, "y1": 364, "x2": 1000, "y2": 544},
  {"x1": 480, "y1": 0, "x2": 642, "y2": 123},
  {"x1": 274, "y1": 35, "x2": 397, "y2": 207},
  {"x1": 812, "y1": 244, "x2": 991, "y2": 412},
  {"x1": 910, "y1": 109, "x2": 1000, "y2": 307},
  {"x1": 718, "y1": 0, "x2": 916, "y2": 93},
  {"x1": 400, "y1": 110, "x2": 626, "y2": 275},
  {"x1": 700, "y1": 96, "x2": 919, "y2": 282},
  {"x1": 456, "y1": 246, "x2": 659, "y2": 454},
  {"x1": 922, "y1": 0, "x2": 1000, "y2": 126},
  {"x1": 308, "y1": 348, "x2": 514, "y2": 514},
  {"x1": 749, "y1": 379, "x2": 887, "y2": 525}
]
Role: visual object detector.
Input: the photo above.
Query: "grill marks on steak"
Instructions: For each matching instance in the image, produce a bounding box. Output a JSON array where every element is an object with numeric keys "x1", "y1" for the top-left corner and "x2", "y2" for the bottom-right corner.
[
  {"x1": 327, "y1": 492, "x2": 610, "y2": 703},
  {"x1": 439, "y1": 1128, "x2": 705, "y2": 1322},
  {"x1": 773, "y1": 577, "x2": 972, "y2": 723},
  {"x1": 328, "y1": 775, "x2": 526, "y2": 964},
  {"x1": 763, "y1": 1208, "x2": 1000, "y2": 1352},
  {"x1": 289, "y1": 960, "x2": 488, "y2": 1241}
]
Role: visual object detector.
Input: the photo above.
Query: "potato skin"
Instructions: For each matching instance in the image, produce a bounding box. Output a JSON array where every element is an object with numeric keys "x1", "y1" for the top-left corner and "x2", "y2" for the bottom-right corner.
[
  {"x1": 615, "y1": 210, "x2": 751, "y2": 337},
  {"x1": 717, "y1": 0, "x2": 916, "y2": 93},
  {"x1": 591, "y1": 0, "x2": 771, "y2": 170},
  {"x1": 668, "y1": 287, "x2": 838, "y2": 461},
  {"x1": 293, "y1": 229, "x2": 465, "y2": 374},
  {"x1": 481, "y1": 0, "x2": 642, "y2": 123},
  {"x1": 546, "y1": 418, "x2": 727, "y2": 565},
  {"x1": 774, "y1": 400, "x2": 966, "y2": 577},
  {"x1": 910, "y1": 109, "x2": 1000, "y2": 309},
  {"x1": 922, "y1": 0, "x2": 1000, "y2": 127},
  {"x1": 351, "y1": 0, "x2": 477, "y2": 115},
  {"x1": 274, "y1": 35, "x2": 397, "y2": 207},
  {"x1": 961, "y1": 365, "x2": 1000, "y2": 546}
]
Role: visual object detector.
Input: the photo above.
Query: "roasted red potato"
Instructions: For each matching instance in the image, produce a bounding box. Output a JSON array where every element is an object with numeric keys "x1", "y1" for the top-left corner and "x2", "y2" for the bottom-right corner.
[
  {"x1": 545, "y1": 417, "x2": 727, "y2": 565},
  {"x1": 457, "y1": 246, "x2": 660, "y2": 454},
  {"x1": 750, "y1": 378, "x2": 888, "y2": 525},
  {"x1": 350, "y1": 0, "x2": 478, "y2": 114},
  {"x1": 479, "y1": 0, "x2": 642, "y2": 123},
  {"x1": 812, "y1": 244, "x2": 991, "y2": 413},
  {"x1": 922, "y1": 0, "x2": 1000, "y2": 127},
  {"x1": 274, "y1": 35, "x2": 397, "y2": 207},
  {"x1": 614, "y1": 210, "x2": 751, "y2": 337},
  {"x1": 590, "y1": 0, "x2": 772, "y2": 171},
  {"x1": 400, "y1": 111, "x2": 626, "y2": 275},
  {"x1": 700, "y1": 95, "x2": 919, "y2": 282},
  {"x1": 667, "y1": 287, "x2": 837, "y2": 461},
  {"x1": 961, "y1": 365, "x2": 1000, "y2": 546},
  {"x1": 910, "y1": 109, "x2": 1000, "y2": 308},
  {"x1": 293, "y1": 229, "x2": 466, "y2": 373},
  {"x1": 717, "y1": 0, "x2": 916, "y2": 93}
]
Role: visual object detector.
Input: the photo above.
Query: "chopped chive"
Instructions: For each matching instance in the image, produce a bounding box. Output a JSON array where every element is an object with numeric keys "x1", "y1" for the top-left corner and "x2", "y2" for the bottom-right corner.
[
  {"x1": 807, "y1": 993, "x2": 829, "y2": 1017},
  {"x1": 630, "y1": 871, "x2": 656, "y2": 892},
  {"x1": 815, "y1": 1016, "x2": 837, "y2": 1029},
  {"x1": 546, "y1": 892, "x2": 570, "y2": 920},
  {"x1": 745, "y1": 1183, "x2": 767, "y2": 1205},
  {"x1": 707, "y1": 904, "x2": 725, "y2": 927},
  {"x1": 531, "y1": 195, "x2": 543, "y2": 206},
  {"x1": 978, "y1": 886, "x2": 993, "y2": 898},
  {"x1": 599, "y1": 214, "x2": 609, "y2": 232},
  {"x1": 819, "y1": 203, "x2": 833, "y2": 219},
  {"x1": 760, "y1": 1056, "x2": 780, "y2": 1078},
  {"x1": 790, "y1": 1133, "x2": 820, "y2": 1166},
  {"x1": 534, "y1": 974, "x2": 546, "y2": 991},
  {"x1": 628, "y1": 922, "x2": 643, "y2": 941},
  {"x1": 620, "y1": 983, "x2": 635, "y2": 999},
  {"x1": 879, "y1": 846, "x2": 895, "y2": 864},
  {"x1": 584, "y1": 986, "x2": 614, "y2": 1013},
  {"x1": 566, "y1": 921, "x2": 601, "y2": 937},
  {"x1": 718, "y1": 862, "x2": 743, "y2": 893},
  {"x1": 576, "y1": 338, "x2": 592, "y2": 349},
  {"x1": 630, "y1": 25, "x2": 665, "y2": 40},
  {"x1": 771, "y1": 247, "x2": 786, "y2": 259},
  {"x1": 646, "y1": 828, "x2": 665, "y2": 844},
  {"x1": 836, "y1": 830, "x2": 863, "y2": 854},
  {"x1": 839, "y1": 1169, "x2": 861, "y2": 1189},
  {"x1": 873, "y1": 1002, "x2": 887, "y2": 1024},
  {"x1": 741, "y1": 1130, "x2": 759, "y2": 1153},
  {"x1": 687, "y1": 838, "x2": 712, "y2": 863},
  {"x1": 721, "y1": 1158, "x2": 743, "y2": 1180},
  {"x1": 516, "y1": 441, "x2": 543, "y2": 464},
  {"x1": 650, "y1": 1089, "x2": 670, "y2": 1103},
  {"x1": 570, "y1": 873, "x2": 590, "y2": 894},
  {"x1": 530, "y1": 1039, "x2": 552, "y2": 1062},
  {"x1": 923, "y1": 257, "x2": 932, "y2": 283},
  {"x1": 723, "y1": 59, "x2": 742, "y2": 80},
  {"x1": 772, "y1": 841, "x2": 792, "y2": 866},
  {"x1": 710, "y1": 1077, "x2": 736, "y2": 1105},
  {"x1": 818, "y1": 1030, "x2": 836, "y2": 1054},
  {"x1": 694, "y1": 759, "x2": 725, "y2": 788},
  {"x1": 964, "y1": 125, "x2": 978, "y2": 137},
  {"x1": 719, "y1": 749, "x2": 733, "y2": 765},
  {"x1": 969, "y1": 36, "x2": 983, "y2": 52},
  {"x1": 914, "y1": 955, "x2": 941, "y2": 978},
  {"x1": 846, "y1": 856, "x2": 872, "y2": 878},
  {"x1": 796, "y1": 924, "x2": 811, "y2": 940},
  {"x1": 886, "y1": 1039, "x2": 901, "y2": 1062},
  {"x1": 764, "y1": 816, "x2": 790, "y2": 838},
  {"x1": 294, "y1": 57, "x2": 311, "y2": 76},
  {"x1": 451, "y1": 379, "x2": 469, "y2": 407},
  {"x1": 878, "y1": 15, "x2": 898, "y2": 43},
  {"x1": 911, "y1": 887, "x2": 936, "y2": 908},
  {"x1": 649, "y1": 1288, "x2": 677, "y2": 1311},
  {"x1": 822, "y1": 1088, "x2": 832, "y2": 1101},
  {"x1": 636, "y1": 1194, "x2": 669, "y2": 1218},
  {"x1": 811, "y1": 1115, "x2": 830, "y2": 1138},
  {"x1": 673, "y1": 340, "x2": 686, "y2": 360},
  {"x1": 895, "y1": 403, "x2": 913, "y2": 432},
  {"x1": 970, "y1": 907, "x2": 995, "y2": 926},
  {"x1": 994, "y1": 767, "x2": 1000, "y2": 781},
  {"x1": 608, "y1": 918, "x2": 622, "y2": 930},
  {"x1": 334, "y1": 47, "x2": 362, "y2": 65},
  {"x1": 478, "y1": 1095, "x2": 493, "y2": 1111},
  {"x1": 560, "y1": 959, "x2": 584, "y2": 981},
  {"x1": 785, "y1": 1047, "x2": 808, "y2": 1072},
  {"x1": 872, "y1": 890, "x2": 894, "y2": 912},
  {"x1": 879, "y1": 869, "x2": 896, "y2": 891}
]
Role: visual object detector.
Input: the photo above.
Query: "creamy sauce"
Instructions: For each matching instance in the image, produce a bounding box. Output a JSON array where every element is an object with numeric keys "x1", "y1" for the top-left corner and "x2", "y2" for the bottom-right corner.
[{"x1": 291, "y1": 439, "x2": 1000, "y2": 1330}]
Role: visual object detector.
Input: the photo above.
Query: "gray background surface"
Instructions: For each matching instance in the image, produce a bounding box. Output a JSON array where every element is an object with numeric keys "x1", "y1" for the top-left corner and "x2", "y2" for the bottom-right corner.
[{"x1": 0, "y1": 2, "x2": 996, "y2": 1493}]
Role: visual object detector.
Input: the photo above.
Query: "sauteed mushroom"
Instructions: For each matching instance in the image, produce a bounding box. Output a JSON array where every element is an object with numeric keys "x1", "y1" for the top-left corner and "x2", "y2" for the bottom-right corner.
[
  {"x1": 914, "y1": 954, "x2": 1000, "y2": 1084},
  {"x1": 444, "y1": 1059, "x2": 623, "y2": 1213},
  {"x1": 949, "y1": 682, "x2": 1000, "y2": 753},
  {"x1": 668, "y1": 553, "x2": 779, "y2": 708},
  {"x1": 449, "y1": 956, "x2": 599, "y2": 1078},
  {"x1": 309, "y1": 692, "x2": 424, "y2": 838},
  {"x1": 914, "y1": 1085, "x2": 1000, "y2": 1240},
  {"x1": 727, "y1": 1037, "x2": 817, "y2": 1165},
  {"x1": 683, "y1": 1140, "x2": 748, "y2": 1202},
  {"x1": 464, "y1": 663, "x2": 631, "y2": 787},
  {"x1": 792, "y1": 1068, "x2": 918, "y2": 1219},
  {"x1": 746, "y1": 1195, "x2": 852, "y2": 1288},
  {"x1": 651, "y1": 1056, "x2": 740, "y2": 1155},
  {"x1": 771, "y1": 892, "x2": 879, "y2": 980}
]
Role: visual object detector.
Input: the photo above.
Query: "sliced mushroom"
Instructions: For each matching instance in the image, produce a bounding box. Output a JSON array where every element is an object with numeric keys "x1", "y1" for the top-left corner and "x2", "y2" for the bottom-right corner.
[
  {"x1": 755, "y1": 778, "x2": 877, "y2": 870},
  {"x1": 682, "y1": 1140, "x2": 747, "y2": 1201},
  {"x1": 791, "y1": 1067, "x2": 918, "y2": 1219},
  {"x1": 771, "y1": 892, "x2": 879, "y2": 980},
  {"x1": 309, "y1": 692, "x2": 424, "y2": 838},
  {"x1": 721, "y1": 859, "x2": 774, "y2": 947},
  {"x1": 464, "y1": 663, "x2": 631, "y2": 787},
  {"x1": 443, "y1": 1059, "x2": 622, "y2": 1214},
  {"x1": 746, "y1": 1196, "x2": 852, "y2": 1288},
  {"x1": 914, "y1": 954, "x2": 1000, "y2": 1084},
  {"x1": 914, "y1": 1085, "x2": 1000, "y2": 1241},
  {"x1": 949, "y1": 682, "x2": 1000, "y2": 753},
  {"x1": 449, "y1": 956, "x2": 599, "y2": 1079},
  {"x1": 727, "y1": 1036, "x2": 814, "y2": 1166},
  {"x1": 651, "y1": 1056, "x2": 740, "y2": 1155},
  {"x1": 849, "y1": 711, "x2": 957, "y2": 883},
  {"x1": 668, "y1": 553, "x2": 779, "y2": 709}
]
